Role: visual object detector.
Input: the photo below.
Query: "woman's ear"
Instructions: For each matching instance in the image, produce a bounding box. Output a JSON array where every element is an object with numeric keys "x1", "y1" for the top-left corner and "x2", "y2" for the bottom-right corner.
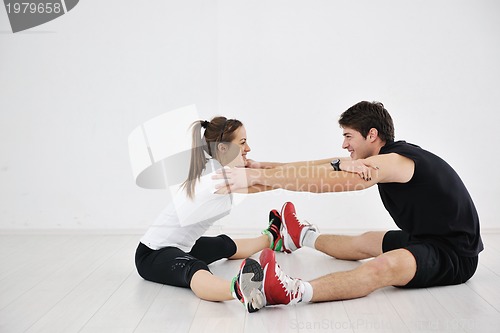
[{"x1": 217, "y1": 142, "x2": 228, "y2": 153}]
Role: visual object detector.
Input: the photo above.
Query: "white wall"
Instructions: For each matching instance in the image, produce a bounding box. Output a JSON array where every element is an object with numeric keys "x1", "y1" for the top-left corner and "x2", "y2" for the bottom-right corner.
[{"x1": 1, "y1": 0, "x2": 499, "y2": 233}]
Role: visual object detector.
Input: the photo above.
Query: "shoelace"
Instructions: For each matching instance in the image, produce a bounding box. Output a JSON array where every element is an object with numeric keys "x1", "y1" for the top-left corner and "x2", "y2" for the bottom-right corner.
[
  {"x1": 292, "y1": 213, "x2": 311, "y2": 227},
  {"x1": 274, "y1": 263, "x2": 302, "y2": 303},
  {"x1": 292, "y1": 213, "x2": 319, "y2": 233}
]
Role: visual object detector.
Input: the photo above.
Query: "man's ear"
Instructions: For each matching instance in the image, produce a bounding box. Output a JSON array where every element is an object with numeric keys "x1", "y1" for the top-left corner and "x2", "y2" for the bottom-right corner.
[{"x1": 368, "y1": 128, "x2": 379, "y2": 142}]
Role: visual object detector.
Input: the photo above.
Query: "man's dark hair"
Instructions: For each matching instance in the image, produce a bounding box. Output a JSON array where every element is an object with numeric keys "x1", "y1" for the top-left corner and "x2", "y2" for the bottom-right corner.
[{"x1": 338, "y1": 101, "x2": 395, "y2": 142}]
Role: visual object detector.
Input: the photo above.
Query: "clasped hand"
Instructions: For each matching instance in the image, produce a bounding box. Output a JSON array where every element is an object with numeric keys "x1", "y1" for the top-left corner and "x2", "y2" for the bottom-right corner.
[
  {"x1": 340, "y1": 159, "x2": 379, "y2": 181},
  {"x1": 212, "y1": 167, "x2": 252, "y2": 192}
]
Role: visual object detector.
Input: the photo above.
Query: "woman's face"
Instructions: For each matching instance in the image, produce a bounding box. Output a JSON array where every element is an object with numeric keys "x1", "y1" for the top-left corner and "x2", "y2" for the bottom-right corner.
[{"x1": 221, "y1": 125, "x2": 251, "y2": 167}]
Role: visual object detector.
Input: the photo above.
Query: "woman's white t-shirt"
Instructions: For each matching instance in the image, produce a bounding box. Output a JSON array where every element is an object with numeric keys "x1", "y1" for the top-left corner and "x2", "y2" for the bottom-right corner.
[{"x1": 140, "y1": 160, "x2": 232, "y2": 252}]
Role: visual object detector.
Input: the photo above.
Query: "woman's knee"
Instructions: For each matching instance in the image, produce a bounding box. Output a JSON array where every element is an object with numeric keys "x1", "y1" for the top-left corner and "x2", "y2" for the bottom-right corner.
[{"x1": 217, "y1": 234, "x2": 237, "y2": 258}]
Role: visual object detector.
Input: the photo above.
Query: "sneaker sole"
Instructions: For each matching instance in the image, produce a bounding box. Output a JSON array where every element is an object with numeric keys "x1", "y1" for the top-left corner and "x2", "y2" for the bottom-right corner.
[{"x1": 238, "y1": 258, "x2": 265, "y2": 312}]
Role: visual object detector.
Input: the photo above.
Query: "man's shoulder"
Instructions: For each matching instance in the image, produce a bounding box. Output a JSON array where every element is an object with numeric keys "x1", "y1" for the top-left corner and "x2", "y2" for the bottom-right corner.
[
  {"x1": 380, "y1": 140, "x2": 421, "y2": 153},
  {"x1": 370, "y1": 151, "x2": 415, "y2": 184}
]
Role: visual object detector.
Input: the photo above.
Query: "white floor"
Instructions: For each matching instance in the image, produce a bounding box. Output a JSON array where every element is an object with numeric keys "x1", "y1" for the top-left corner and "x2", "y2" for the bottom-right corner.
[{"x1": 0, "y1": 232, "x2": 499, "y2": 333}]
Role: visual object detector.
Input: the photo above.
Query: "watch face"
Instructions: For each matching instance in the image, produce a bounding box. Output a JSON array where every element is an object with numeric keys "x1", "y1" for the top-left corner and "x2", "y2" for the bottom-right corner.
[{"x1": 331, "y1": 159, "x2": 340, "y2": 170}]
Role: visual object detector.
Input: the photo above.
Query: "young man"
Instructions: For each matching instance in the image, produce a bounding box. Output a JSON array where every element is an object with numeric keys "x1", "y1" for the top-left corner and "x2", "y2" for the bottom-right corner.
[{"x1": 217, "y1": 101, "x2": 483, "y2": 305}]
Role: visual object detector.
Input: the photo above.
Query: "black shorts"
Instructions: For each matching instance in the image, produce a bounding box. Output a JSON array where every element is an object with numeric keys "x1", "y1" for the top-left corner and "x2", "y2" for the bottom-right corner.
[
  {"x1": 135, "y1": 234, "x2": 237, "y2": 288},
  {"x1": 382, "y1": 230, "x2": 478, "y2": 288}
]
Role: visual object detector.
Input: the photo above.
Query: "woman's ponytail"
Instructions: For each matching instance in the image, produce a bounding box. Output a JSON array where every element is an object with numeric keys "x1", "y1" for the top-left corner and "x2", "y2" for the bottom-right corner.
[{"x1": 181, "y1": 120, "x2": 208, "y2": 199}]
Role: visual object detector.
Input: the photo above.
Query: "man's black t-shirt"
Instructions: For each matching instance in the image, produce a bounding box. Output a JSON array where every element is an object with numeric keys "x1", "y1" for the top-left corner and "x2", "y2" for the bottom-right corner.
[{"x1": 377, "y1": 141, "x2": 483, "y2": 257}]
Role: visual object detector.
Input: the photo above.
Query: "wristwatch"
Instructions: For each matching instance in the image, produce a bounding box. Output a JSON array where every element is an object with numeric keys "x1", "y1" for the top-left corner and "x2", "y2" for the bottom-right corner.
[{"x1": 330, "y1": 159, "x2": 341, "y2": 171}]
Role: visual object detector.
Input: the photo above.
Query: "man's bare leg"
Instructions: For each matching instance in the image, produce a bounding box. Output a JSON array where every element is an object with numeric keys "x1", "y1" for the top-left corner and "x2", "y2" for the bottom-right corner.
[
  {"x1": 309, "y1": 248, "x2": 417, "y2": 302},
  {"x1": 313, "y1": 231, "x2": 387, "y2": 260},
  {"x1": 258, "y1": 246, "x2": 416, "y2": 305}
]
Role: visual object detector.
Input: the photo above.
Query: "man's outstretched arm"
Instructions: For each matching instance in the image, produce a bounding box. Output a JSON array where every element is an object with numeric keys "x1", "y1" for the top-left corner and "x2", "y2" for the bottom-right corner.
[{"x1": 215, "y1": 153, "x2": 414, "y2": 193}]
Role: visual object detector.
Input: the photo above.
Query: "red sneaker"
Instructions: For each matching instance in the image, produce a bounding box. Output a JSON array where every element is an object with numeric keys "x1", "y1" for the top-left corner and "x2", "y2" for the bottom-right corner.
[
  {"x1": 281, "y1": 202, "x2": 317, "y2": 252},
  {"x1": 259, "y1": 248, "x2": 303, "y2": 306}
]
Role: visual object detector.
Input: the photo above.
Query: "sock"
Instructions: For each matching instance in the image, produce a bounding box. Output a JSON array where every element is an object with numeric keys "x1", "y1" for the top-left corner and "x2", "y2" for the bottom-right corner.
[
  {"x1": 300, "y1": 281, "x2": 314, "y2": 303},
  {"x1": 302, "y1": 230, "x2": 320, "y2": 249}
]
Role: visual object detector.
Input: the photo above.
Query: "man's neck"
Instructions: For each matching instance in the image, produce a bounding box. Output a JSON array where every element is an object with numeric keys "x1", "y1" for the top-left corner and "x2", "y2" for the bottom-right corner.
[{"x1": 374, "y1": 140, "x2": 387, "y2": 155}]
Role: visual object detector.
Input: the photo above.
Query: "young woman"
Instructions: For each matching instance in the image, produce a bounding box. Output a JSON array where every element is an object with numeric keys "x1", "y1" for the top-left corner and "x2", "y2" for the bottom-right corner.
[{"x1": 135, "y1": 116, "x2": 283, "y2": 313}]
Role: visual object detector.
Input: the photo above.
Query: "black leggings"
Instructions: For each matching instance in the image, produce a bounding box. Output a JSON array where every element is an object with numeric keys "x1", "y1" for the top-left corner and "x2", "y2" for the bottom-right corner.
[{"x1": 135, "y1": 234, "x2": 237, "y2": 288}]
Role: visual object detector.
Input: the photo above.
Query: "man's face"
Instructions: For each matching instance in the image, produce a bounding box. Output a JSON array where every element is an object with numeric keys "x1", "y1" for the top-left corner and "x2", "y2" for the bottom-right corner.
[{"x1": 341, "y1": 127, "x2": 373, "y2": 160}]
